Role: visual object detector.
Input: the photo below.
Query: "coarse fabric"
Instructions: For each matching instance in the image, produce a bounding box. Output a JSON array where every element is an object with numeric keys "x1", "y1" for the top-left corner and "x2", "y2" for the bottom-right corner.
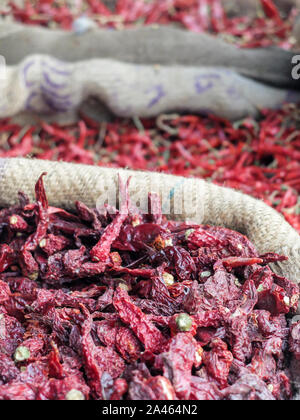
[
  {"x1": 0, "y1": 22, "x2": 298, "y2": 89},
  {"x1": 0, "y1": 54, "x2": 299, "y2": 121}
]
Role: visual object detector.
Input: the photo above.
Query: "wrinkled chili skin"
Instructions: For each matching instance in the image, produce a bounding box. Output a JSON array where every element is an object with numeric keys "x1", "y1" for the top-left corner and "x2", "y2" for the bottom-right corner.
[{"x1": 0, "y1": 174, "x2": 298, "y2": 401}]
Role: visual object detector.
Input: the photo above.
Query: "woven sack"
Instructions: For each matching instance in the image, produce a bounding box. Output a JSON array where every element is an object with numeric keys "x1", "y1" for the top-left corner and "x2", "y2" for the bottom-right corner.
[{"x1": 0, "y1": 22, "x2": 299, "y2": 122}]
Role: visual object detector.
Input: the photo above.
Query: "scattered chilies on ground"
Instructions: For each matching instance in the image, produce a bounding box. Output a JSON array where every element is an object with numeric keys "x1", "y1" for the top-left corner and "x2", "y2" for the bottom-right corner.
[
  {"x1": 0, "y1": 104, "x2": 299, "y2": 232},
  {"x1": 0, "y1": 175, "x2": 298, "y2": 400}
]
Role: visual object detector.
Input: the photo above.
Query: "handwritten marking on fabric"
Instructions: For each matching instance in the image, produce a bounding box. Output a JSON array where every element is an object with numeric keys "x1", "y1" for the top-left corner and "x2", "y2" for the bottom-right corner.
[
  {"x1": 166, "y1": 178, "x2": 204, "y2": 219},
  {"x1": 41, "y1": 61, "x2": 71, "y2": 77},
  {"x1": 23, "y1": 57, "x2": 74, "y2": 113},
  {"x1": 194, "y1": 73, "x2": 221, "y2": 94},
  {"x1": 23, "y1": 59, "x2": 36, "y2": 88},
  {"x1": 40, "y1": 85, "x2": 72, "y2": 101},
  {"x1": 42, "y1": 71, "x2": 68, "y2": 90},
  {"x1": 146, "y1": 84, "x2": 166, "y2": 108}
]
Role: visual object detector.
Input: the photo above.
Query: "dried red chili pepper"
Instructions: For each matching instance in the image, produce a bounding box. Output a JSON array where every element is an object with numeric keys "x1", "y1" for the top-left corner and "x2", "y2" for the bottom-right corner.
[
  {"x1": 113, "y1": 286, "x2": 167, "y2": 354},
  {"x1": 204, "y1": 338, "x2": 233, "y2": 389},
  {"x1": 260, "y1": 0, "x2": 283, "y2": 24}
]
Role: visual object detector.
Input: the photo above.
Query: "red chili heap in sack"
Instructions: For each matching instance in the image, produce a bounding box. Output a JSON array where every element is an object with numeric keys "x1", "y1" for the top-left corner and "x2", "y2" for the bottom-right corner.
[{"x1": 0, "y1": 174, "x2": 299, "y2": 400}]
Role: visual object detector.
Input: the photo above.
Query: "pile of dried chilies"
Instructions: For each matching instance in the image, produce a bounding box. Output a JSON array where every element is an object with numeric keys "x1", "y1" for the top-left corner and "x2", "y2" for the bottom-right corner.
[
  {"x1": 0, "y1": 174, "x2": 299, "y2": 400},
  {"x1": 0, "y1": 105, "x2": 299, "y2": 232}
]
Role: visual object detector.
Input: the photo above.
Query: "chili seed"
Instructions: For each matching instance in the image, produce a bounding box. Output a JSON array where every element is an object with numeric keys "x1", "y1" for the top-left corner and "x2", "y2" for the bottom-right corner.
[
  {"x1": 39, "y1": 239, "x2": 47, "y2": 248},
  {"x1": 14, "y1": 346, "x2": 31, "y2": 362},
  {"x1": 200, "y1": 271, "x2": 212, "y2": 279},
  {"x1": 65, "y1": 389, "x2": 85, "y2": 401},
  {"x1": 162, "y1": 272, "x2": 175, "y2": 286},
  {"x1": 9, "y1": 216, "x2": 18, "y2": 225},
  {"x1": 176, "y1": 313, "x2": 193, "y2": 332}
]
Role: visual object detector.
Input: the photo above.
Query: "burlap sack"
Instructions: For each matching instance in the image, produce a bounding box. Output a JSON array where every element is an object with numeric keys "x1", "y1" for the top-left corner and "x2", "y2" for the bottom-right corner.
[
  {"x1": 0, "y1": 158, "x2": 299, "y2": 285},
  {"x1": 0, "y1": 22, "x2": 298, "y2": 90},
  {"x1": 1, "y1": 54, "x2": 299, "y2": 121}
]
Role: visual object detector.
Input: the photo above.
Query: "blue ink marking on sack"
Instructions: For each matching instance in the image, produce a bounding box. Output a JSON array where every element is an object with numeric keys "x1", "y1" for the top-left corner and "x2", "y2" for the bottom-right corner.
[
  {"x1": 169, "y1": 179, "x2": 185, "y2": 199},
  {"x1": 146, "y1": 85, "x2": 166, "y2": 108},
  {"x1": 41, "y1": 61, "x2": 71, "y2": 77},
  {"x1": 161, "y1": 179, "x2": 185, "y2": 214},
  {"x1": 43, "y1": 71, "x2": 68, "y2": 89},
  {"x1": 23, "y1": 60, "x2": 36, "y2": 88},
  {"x1": 43, "y1": 95, "x2": 73, "y2": 112},
  {"x1": 195, "y1": 74, "x2": 221, "y2": 94},
  {"x1": 24, "y1": 58, "x2": 73, "y2": 114},
  {"x1": 41, "y1": 85, "x2": 72, "y2": 101}
]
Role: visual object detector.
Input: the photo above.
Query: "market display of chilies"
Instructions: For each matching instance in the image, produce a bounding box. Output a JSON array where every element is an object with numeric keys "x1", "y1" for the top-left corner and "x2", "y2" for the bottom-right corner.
[
  {"x1": 0, "y1": 0, "x2": 299, "y2": 401},
  {"x1": 0, "y1": 0, "x2": 299, "y2": 232}
]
